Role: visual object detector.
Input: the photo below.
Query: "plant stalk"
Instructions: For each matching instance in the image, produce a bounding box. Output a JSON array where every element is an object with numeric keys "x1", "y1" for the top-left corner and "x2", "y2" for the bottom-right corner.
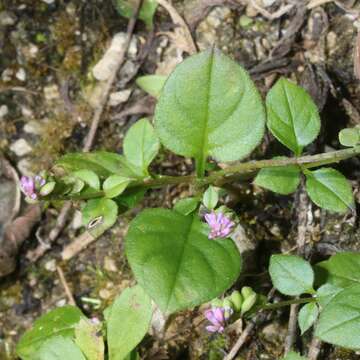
[{"x1": 259, "y1": 296, "x2": 316, "y2": 311}]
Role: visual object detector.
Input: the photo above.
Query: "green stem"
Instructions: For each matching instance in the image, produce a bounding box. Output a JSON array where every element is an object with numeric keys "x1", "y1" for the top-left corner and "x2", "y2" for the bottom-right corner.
[{"x1": 259, "y1": 296, "x2": 316, "y2": 311}]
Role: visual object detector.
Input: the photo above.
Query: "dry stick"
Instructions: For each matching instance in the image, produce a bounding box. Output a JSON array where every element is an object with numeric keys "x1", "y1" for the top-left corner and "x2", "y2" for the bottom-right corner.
[
  {"x1": 284, "y1": 184, "x2": 309, "y2": 354},
  {"x1": 56, "y1": 265, "x2": 76, "y2": 306},
  {"x1": 27, "y1": 0, "x2": 143, "y2": 262},
  {"x1": 308, "y1": 337, "x2": 322, "y2": 360}
]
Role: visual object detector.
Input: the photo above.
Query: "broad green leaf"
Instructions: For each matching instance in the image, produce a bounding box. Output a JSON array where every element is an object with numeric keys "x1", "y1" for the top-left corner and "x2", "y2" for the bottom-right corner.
[
  {"x1": 16, "y1": 306, "x2": 84, "y2": 360},
  {"x1": 123, "y1": 118, "x2": 160, "y2": 176},
  {"x1": 35, "y1": 336, "x2": 86, "y2": 360},
  {"x1": 266, "y1": 77, "x2": 320, "y2": 155},
  {"x1": 305, "y1": 168, "x2": 354, "y2": 213},
  {"x1": 316, "y1": 283, "x2": 343, "y2": 308},
  {"x1": 339, "y1": 128, "x2": 360, "y2": 147},
  {"x1": 316, "y1": 284, "x2": 360, "y2": 349},
  {"x1": 56, "y1": 152, "x2": 141, "y2": 179},
  {"x1": 73, "y1": 170, "x2": 100, "y2": 190},
  {"x1": 124, "y1": 350, "x2": 140, "y2": 360},
  {"x1": 298, "y1": 302, "x2": 319, "y2": 335},
  {"x1": 82, "y1": 198, "x2": 118, "y2": 237},
  {"x1": 114, "y1": 0, "x2": 158, "y2": 28},
  {"x1": 174, "y1": 197, "x2": 199, "y2": 215},
  {"x1": 105, "y1": 286, "x2": 152, "y2": 360},
  {"x1": 126, "y1": 209, "x2": 241, "y2": 314},
  {"x1": 254, "y1": 160, "x2": 301, "y2": 195},
  {"x1": 103, "y1": 175, "x2": 131, "y2": 198},
  {"x1": 75, "y1": 320, "x2": 104, "y2": 360},
  {"x1": 281, "y1": 352, "x2": 307, "y2": 360},
  {"x1": 136, "y1": 75, "x2": 166, "y2": 98},
  {"x1": 155, "y1": 49, "x2": 265, "y2": 175},
  {"x1": 202, "y1": 186, "x2": 219, "y2": 209},
  {"x1": 315, "y1": 252, "x2": 360, "y2": 289},
  {"x1": 269, "y1": 255, "x2": 314, "y2": 296}
]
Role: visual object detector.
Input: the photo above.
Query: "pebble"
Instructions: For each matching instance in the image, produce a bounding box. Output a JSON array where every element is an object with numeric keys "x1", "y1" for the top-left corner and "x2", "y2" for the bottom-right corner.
[
  {"x1": 71, "y1": 210, "x2": 83, "y2": 230},
  {"x1": 56, "y1": 299, "x2": 67, "y2": 307},
  {"x1": 21, "y1": 106, "x2": 34, "y2": 118},
  {"x1": 0, "y1": 11, "x2": 17, "y2": 27},
  {"x1": 42, "y1": 0, "x2": 55, "y2": 4},
  {"x1": 99, "y1": 288, "x2": 111, "y2": 300},
  {"x1": 10, "y1": 139, "x2": 33, "y2": 156},
  {"x1": 44, "y1": 259, "x2": 57, "y2": 272},
  {"x1": 1, "y1": 68, "x2": 13, "y2": 82},
  {"x1": 104, "y1": 257, "x2": 117, "y2": 272},
  {"x1": 15, "y1": 68, "x2": 26, "y2": 82},
  {"x1": 262, "y1": 0, "x2": 277, "y2": 6},
  {"x1": 108, "y1": 89, "x2": 131, "y2": 107},
  {"x1": 0, "y1": 105, "x2": 8, "y2": 119},
  {"x1": 44, "y1": 84, "x2": 60, "y2": 101},
  {"x1": 24, "y1": 120, "x2": 42, "y2": 135}
]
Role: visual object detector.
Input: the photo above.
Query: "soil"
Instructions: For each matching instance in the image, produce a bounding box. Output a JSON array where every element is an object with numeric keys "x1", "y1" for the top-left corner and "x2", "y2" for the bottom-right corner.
[{"x1": 0, "y1": 0, "x2": 360, "y2": 359}]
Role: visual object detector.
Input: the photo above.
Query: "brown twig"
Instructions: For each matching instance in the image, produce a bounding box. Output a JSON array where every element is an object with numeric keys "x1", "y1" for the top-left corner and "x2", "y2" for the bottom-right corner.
[
  {"x1": 61, "y1": 231, "x2": 96, "y2": 261},
  {"x1": 308, "y1": 336, "x2": 322, "y2": 360},
  {"x1": 26, "y1": 0, "x2": 143, "y2": 262},
  {"x1": 56, "y1": 265, "x2": 76, "y2": 306}
]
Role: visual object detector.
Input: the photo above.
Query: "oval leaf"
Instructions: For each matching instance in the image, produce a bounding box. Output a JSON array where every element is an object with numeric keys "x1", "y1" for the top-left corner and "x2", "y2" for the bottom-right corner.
[
  {"x1": 316, "y1": 284, "x2": 360, "y2": 349},
  {"x1": 305, "y1": 168, "x2": 354, "y2": 213},
  {"x1": 75, "y1": 320, "x2": 104, "y2": 360},
  {"x1": 105, "y1": 286, "x2": 152, "y2": 360},
  {"x1": 136, "y1": 75, "x2": 166, "y2": 98},
  {"x1": 174, "y1": 197, "x2": 199, "y2": 215},
  {"x1": 126, "y1": 209, "x2": 242, "y2": 314},
  {"x1": 339, "y1": 128, "x2": 360, "y2": 147},
  {"x1": 155, "y1": 49, "x2": 265, "y2": 174},
  {"x1": 202, "y1": 186, "x2": 219, "y2": 209},
  {"x1": 103, "y1": 175, "x2": 131, "y2": 198},
  {"x1": 266, "y1": 77, "x2": 320, "y2": 155},
  {"x1": 298, "y1": 302, "x2": 319, "y2": 335},
  {"x1": 16, "y1": 306, "x2": 84, "y2": 359},
  {"x1": 36, "y1": 336, "x2": 86, "y2": 360},
  {"x1": 123, "y1": 118, "x2": 160, "y2": 176},
  {"x1": 269, "y1": 255, "x2": 314, "y2": 296},
  {"x1": 254, "y1": 162, "x2": 301, "y2": 195},
  {"x1": 73, "y1": 170, "x2": 100, "y2": 190}
]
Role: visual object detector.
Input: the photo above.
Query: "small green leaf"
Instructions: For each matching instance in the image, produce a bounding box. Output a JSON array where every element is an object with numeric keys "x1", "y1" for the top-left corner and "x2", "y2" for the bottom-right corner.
[
  {"x1": 117, "y1": 188, "x2": 147, "y2": 209},
  {"x1": 315, "y1": 252, "x2": 360, "y2": 289},
  {"x1": 305, "y1": 168, "x2": 354, "y2": 213},
  {"x1": 114, "y1": 0, "x2": 158, "y2": 28},
  {"x1": 16, "y1": 306, "x2": 84, "y2": 359},
  {"x1": 202, "y1": 186, "x2": 219, "y2": 209},
  {"x1": 82, "y1": 198, "x2": 118, "y2": 237},
  {"x1": 126, "y1": 209, "x2": 242, "y2": 314},
  {"x1": 173, "y1": 197, "x2": 199, "y2": 215},
  {"x1": 316, "y1": 284, "x2": 360, "y2": 349},
  {"x1": 136, "y1": 75, "x2": 167, "y2": 98},
  {"x1": 56, "y1": 152, "x2": 140, "y2": 179},
  {"x1": 281, "y1": 352, "x2": 307, "y2": 360},
  {"x1": 75, "y1": 319, "x2": 104, "y2": 360},
  {"x1": 266, "y1": 77, "x2": 320, "y2": 155},
  {"x1": 105, "y1": 286, "x2": 152, "y2": 360},
  {"x1": 269, "y1": 255, "x2": 314, "y2": 296},
  {"x1": 155, "y1": 49, "x2": 265, "y2": 175},
  {"x1": 123, "y1": 118, "x2": 160, "y2": 176},
  {"x1": 254, "y1": 161, "x2": 301, "y2": 195},
  {"x1": 103, "y1": 175, "x2": 131, "y2": 198},
  {"x1": 298, "y1": 302, "x2": 319, "y2": 335},
  {"x1": 73, "y1": 170, "x2": 100, "y2": 190},
  {"x1": 35, "y1": 336, "x2": 86, "y2": 360},
  {"x1": 316, "y1": 283, "x2": 343, "y2": 308},
  {"x1": 339, "y1": 128, "x2": 360, "y2": 147}
]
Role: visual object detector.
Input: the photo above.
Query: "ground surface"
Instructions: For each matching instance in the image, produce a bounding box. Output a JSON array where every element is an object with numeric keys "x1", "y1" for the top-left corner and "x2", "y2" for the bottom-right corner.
[{"x1": 0, "y1": 0, "x2": 360, "y2": 359}]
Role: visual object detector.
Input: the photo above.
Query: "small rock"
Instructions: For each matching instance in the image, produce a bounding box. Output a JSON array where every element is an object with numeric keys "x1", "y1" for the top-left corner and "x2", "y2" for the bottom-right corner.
[
  {"x1": 0, "y1": 11, "x2": 17, "y2": 27},
  {"x1": 56, "y1": 299, "x2": 67, "y2": 307},
  {"x1": 10, "y1": 139, "x2": 32, "y2": 156},
  {"x1": 99, "y1": 288, "x2": 111, "y2": 300},
  {"x1": 42, "y1": 0, "x2": 55, "y2": 4},
  {"x1": 24, "y1": 121, "x2": 42, "y2": 135},
  {"x1": 109, "y1": 89, "x2": 131, "y2": 107},
  {"x1": 104, "y1": 257, "x2": 117, "y2": 272},
  {"x1": 44, "y1": 84, "x2": 60, "y2": 101},
  {"x1": 71, "y1": 210, "x2": 83, "y2": 230},
  {"x1": 44, "y1": 259, "x2": 56, "y2": 272},
  {"x1": 21, "y1": 106, "x2": 34, "y2": 118},
  {"x1": 1, "y1": 68, "x2": 13, "y2": 82},
  {"x1": 15, "y1": 68, "x2": 26, "y2": 82},
  {"x1": 261, "y1": 0, "x2": 277, "y2": 6},
  {"x1": 0, "y1": 105, "x2": 8, "y2": 119}
]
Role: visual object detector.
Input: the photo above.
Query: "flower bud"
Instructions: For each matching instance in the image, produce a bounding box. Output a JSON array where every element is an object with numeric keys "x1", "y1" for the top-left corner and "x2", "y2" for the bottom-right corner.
[
  {"x1": 230, "y1": 290, "x2": 243, "y2": 312},
  {"x1": 40, "y1": 181, "x2": 56, "y2": 196},
  {"x1": 241, "y1": 293, "x2": 257, "y2": 315},
  {"x1": 222, "y1": 298, "x2": 233, "y2": 310},
  {"x1": 241, "y1": 286, "x2": 255, "y2": 299},
  {"x1": 210, "y1": 298, "x2": 223, "y2": 308}
]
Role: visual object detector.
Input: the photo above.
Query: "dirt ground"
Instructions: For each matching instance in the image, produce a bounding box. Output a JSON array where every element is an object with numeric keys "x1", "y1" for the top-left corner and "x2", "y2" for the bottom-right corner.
[{"x1": 1, "y1": 0, "x2": 360, "y2": 359}]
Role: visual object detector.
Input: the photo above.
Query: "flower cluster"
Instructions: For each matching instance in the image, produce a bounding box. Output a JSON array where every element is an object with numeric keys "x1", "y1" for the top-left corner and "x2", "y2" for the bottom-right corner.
[
  {"x1": 20, "y1": 175, "x2": 45, "y2": 200},
  {"x1": 204, "y1": 306, "x2": 232, "y2": 333},
  {"x1": 204, "y1": 211, "x2": 235, "y2": 239}
]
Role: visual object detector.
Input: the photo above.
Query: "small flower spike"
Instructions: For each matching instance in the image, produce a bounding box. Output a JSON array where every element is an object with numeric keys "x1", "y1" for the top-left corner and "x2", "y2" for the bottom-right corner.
[
  {"x1": 204, "y1": 307, "x2": 226, "y2": 333},
  {"x1": 204, "y1": 211, "x2": 235, "y2": 239},
  {"x1": 20, "y1": 176, "x2": 37, "y2": 200}
]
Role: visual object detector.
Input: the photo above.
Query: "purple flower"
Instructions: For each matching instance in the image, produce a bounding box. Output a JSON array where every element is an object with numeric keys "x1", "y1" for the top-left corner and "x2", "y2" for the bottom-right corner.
[
  {"x1": 204, "y1": 212, "x2": 235, "y2": 239},
  {"x1": 20, "y1": 175, "x2": 46, "y2": 200},
  {"x1": 204, "y1": 307, "x2": 226, "y2": 333}
]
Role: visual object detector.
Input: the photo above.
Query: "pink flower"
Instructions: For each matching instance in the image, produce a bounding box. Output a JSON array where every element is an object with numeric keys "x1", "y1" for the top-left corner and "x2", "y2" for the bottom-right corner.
[
  {"x1": 204, "y1": 307, "x2": 226, "y2": 333},
  {"x1": 20, "y1": 175, "x2": 45, "y2": 200},
  {"x1": 204, "y1": 212, "x2": 235, "y2": 239}
]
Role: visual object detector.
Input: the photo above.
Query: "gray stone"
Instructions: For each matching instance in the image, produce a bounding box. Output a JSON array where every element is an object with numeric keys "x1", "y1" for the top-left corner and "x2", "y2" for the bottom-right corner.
[{"x1": 10, "y1": 139, "x2": 32, "y2": 156}]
